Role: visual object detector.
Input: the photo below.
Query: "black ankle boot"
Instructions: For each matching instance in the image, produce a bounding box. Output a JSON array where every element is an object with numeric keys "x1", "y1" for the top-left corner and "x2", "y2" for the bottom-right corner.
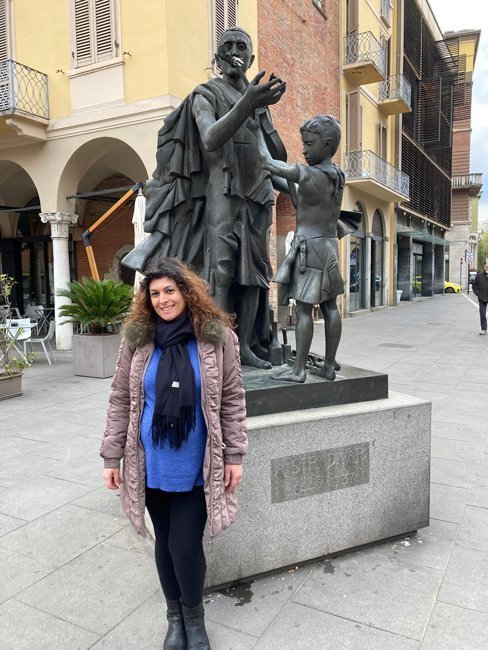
[
  {"x1": 164, "y1": 599, "x2": 187, "y2": 650},
  {"x1": 181, "y1": 602, "x2": 210, "y2": 650}
]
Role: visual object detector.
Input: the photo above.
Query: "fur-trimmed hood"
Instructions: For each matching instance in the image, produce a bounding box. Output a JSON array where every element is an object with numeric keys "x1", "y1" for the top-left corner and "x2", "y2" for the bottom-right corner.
[{"x1": 122, "y1": 317, "x2": 229, "y2": 349}]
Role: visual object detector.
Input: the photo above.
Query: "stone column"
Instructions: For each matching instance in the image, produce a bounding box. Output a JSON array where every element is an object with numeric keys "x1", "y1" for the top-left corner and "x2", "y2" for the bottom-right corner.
[
  {"x1": 422, "y1": 243, "x2": 434, "y2": 296},
  {"x1": 40, "y1": 212, "x2": 78, "y2": 351},
  {"x1": 364, "y1": 233, "x2": 372, "y2": 309}
]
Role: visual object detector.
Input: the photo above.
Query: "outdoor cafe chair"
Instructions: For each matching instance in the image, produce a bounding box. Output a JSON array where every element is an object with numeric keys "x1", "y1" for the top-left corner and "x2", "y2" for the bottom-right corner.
[
  {"x1": 1, "y1": 318, "x2": 33, "y2": 359},
  {"x1": 23, "y1": 320, "x2": 56, "y2": 366}
]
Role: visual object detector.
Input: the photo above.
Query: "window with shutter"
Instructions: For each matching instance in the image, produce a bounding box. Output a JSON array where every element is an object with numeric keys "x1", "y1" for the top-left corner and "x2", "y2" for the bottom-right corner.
[
  {"x1": 346, "y1": 91, "x2": 361, "y2": 152},
  {"x1": 0, "y1": 0, "x2": 11, "y2": 62},
  {"x1": 72, "y1": 0, "x2": 117, "y2": 68},
  {"x1": 212, "y1": 0, "x2": 238, "y2": 57}
]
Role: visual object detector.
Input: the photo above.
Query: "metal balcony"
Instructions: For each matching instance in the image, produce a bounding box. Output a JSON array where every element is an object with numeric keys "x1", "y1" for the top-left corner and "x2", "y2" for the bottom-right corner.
[
  {"x1": 380, "y1": 0, "x2": 392, "y2": 27},
  {"x1": 378, "y1": 74, "x2": 412, "y2": 115},
  {"x1": 345, "y1": 150, "x2": 410, "y2": 202},
  {"x1": 343, "y1": 32, "x2": 386, "y2": 85},
  {"x1": 0, "y1": 59, "x2": 49, "y2": 120}
]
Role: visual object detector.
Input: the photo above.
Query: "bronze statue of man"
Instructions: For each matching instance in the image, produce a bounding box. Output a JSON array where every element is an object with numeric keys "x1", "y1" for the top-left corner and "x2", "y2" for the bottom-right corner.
[{"x1": 123, "y1": 27, "x2": 286, "y2": 369}]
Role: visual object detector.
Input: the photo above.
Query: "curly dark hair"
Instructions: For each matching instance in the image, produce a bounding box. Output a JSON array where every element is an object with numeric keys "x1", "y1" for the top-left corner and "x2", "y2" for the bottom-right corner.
[{"x1": 126, "y1": 258, "x2": 234, "y2": 337}]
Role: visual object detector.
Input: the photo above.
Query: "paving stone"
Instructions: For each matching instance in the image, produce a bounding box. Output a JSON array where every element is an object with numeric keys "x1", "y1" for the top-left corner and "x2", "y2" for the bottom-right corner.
[
  {"x1": 431, "y1": 437, "x2": 482, "y2": 464},
  {"x1": 90, "y1": 592, "x2": 165, "y2": 650},
  {"x1": 205, "y1": 566, "x2": 312, "y2": 637},
  {"x1": 438, "y1": 546, "x2": 488, "y2": 613},
  {"x1": 477, "y1": 455, "x2": 488, "y2": 478},
  {"x1": 421, "y1": 602, "x2": 488, "y2": 649},
  {"x1": 46, "y1": 452, "x2": 105, "y2": 487},
  {"x1": 16, "y1": 543, "x2": 161, "y2": 635},
  {"x1": 430, "y1": 419, "x2": 482, "y2": 443},
  {"x1": 0, "y1": 547, "x2": 54, "y2": 604},
  {"x1": 32, "y1": 435, "x2": 99, "y2": 462},
  {"x1": 0, "y1": 436, "x2": 49, "y2": 457},
  {"x1": 468, "y1": 475, "x2": 488, "y2": 508},
  {"x1": 430, "y1": 483, "x2": 469, "y2": 524},
  {"x1": 0, "y1": 504, "x2": 126, "y2": 567},
  {"x1": 103, "y1": 524, "x2": 154, "y2": 558},
  {"x1": 0, "y1": 476, "x2": 92, "y2": 521},
  {"x1": 257, "y1": 601, "x2": 418, "y2": 649},
  {"x1": 0, "y1": 455, "x2": 63, "y2": 489},
  {"x1": 456, "y1": 506, "x2": 488, "y2": 552},
  {"x1": 0, "y1": 599, "x2": 100, "y2": 649},
  {"x1": 367, "y1": 519, "x2": 458, "y2": 572},
  {"x1": 0, "y1": 513, "x2": 26, "y2": 538},
  {"x1": 72, "y1": 485, "x2": 126, "y2": 518},
  {"x1": 292, "y1": 551, "x2": 442, "y2": 640},
  {"x1": 430, "y1": 457, "x2": 479, "y2": 489}
]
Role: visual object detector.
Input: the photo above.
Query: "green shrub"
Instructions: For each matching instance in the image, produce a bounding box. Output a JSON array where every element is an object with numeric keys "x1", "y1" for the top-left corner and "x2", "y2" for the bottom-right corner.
[{"x1": 58, "y1": 278, "x2": 133, "y2": 335}]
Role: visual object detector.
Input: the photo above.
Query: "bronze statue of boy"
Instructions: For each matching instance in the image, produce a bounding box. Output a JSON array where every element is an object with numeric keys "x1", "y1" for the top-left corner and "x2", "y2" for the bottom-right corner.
[{"x1": 255, "y1": 115, "x2": 345, "y2": 382}]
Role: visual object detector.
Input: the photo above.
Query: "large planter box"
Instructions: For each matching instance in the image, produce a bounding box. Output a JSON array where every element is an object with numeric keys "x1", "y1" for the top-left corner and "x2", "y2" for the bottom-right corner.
[
  {"x1": 72, "y1": 334, "x2": 121, "y2": 378},
  {"x1": 0, "y1": 373, "x2": 22, "y2": 399}
]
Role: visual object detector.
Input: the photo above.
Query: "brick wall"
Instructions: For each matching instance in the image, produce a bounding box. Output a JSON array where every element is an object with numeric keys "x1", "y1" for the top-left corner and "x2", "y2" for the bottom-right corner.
[
  {"x1": 452, "y1": 129, "x2": 471, "y2": 176},
  {"x1": 76, "y1": 174, "x2": 135, "y2": 282},
  {"x1": 258, "y1": 0, "x2": 340, "y2": 323}
]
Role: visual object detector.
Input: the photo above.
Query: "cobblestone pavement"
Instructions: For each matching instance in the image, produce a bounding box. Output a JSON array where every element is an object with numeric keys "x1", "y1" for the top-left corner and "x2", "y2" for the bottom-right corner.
[{"x1": 0, "y1": 293, "x2": 486, "y2": 649}]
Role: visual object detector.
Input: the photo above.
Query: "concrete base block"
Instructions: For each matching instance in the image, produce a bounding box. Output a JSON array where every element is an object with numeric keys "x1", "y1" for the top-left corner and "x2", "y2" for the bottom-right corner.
[
  {"x1": 204, "y1": 390, "x2": 431, "y2": 589},
  {"x1": 72, "y1": 334, "x2": 121, "y2": 378}
]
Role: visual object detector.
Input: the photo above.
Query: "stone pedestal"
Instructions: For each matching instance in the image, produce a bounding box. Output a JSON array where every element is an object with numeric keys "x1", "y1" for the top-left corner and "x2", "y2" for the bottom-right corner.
[{"x1": 204, "y1": 391, "x2": 431, "y2": 589}]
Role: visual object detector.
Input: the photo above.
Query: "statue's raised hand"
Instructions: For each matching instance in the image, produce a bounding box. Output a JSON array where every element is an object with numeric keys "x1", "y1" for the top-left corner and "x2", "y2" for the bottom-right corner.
[{"x1": 244, "y1": 71, "x2": 286, "y2": 110}]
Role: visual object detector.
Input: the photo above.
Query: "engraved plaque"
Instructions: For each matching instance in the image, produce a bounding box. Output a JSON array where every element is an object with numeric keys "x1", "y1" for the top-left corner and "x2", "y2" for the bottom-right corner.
[{"x1": 271, "y1": 442, "x2": 370, "y2": 503}]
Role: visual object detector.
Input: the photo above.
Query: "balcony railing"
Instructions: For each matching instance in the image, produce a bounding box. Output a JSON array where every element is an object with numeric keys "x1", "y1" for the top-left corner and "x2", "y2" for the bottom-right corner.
[
  {"x1": 379, "y1": 74, "x2": 412, "y2": 107},
  {"x1": 345, "y1": 150, "x2": 410, "y2": 199},
  {"x1": 0, "y1": 59, "x2": 49, "y2": 120},
  {"x1": 452, "y1": 173, "x2": 483, "y2": 188},
  {"x1": 344, "y1": 32, "x2": 386, "y2": 77},
  {"x1": 381, "y1": 0, "x2": 392, "y2": 26}
]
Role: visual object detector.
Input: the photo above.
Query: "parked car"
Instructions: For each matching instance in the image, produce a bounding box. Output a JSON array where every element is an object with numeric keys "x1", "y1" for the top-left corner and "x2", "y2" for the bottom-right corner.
[{"x1": 444, "y1": 281, "x2": 462, "y2": 293}]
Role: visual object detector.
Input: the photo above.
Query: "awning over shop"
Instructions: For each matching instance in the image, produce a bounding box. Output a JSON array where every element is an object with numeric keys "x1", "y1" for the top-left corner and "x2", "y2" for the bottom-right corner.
[{"x1": 397, "y1": 229, "x2": 450, "y2": 246}]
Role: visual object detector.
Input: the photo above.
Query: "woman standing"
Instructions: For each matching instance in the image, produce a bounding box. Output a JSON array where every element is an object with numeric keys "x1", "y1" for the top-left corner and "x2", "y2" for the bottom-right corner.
[{"x1": 101, "y1": 258, "x2": 247, "y2": 650}]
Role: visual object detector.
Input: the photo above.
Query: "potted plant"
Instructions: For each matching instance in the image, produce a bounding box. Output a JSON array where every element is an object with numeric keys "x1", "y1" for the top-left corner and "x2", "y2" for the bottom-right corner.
[
  {"x1": 0, "y1": 274, "x2": 36, "y2": 399},
  {"x1": 58, "y1": 277, "x2": 133, "y2": 378}
]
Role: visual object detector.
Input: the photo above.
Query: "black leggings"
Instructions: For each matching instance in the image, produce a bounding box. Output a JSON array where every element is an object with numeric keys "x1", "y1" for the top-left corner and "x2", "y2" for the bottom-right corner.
[{"x1": 145, "y1": 486, "x2": 207, "y2": 608}]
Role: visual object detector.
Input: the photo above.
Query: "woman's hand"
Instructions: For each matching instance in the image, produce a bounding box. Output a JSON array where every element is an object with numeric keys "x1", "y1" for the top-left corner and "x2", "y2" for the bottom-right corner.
[
  {"x1": 103, "y1": 467, "x2": 122, "y2": 490},
  {"x1": 224, "y1": 464, "x2": 243, "y2": 493}
]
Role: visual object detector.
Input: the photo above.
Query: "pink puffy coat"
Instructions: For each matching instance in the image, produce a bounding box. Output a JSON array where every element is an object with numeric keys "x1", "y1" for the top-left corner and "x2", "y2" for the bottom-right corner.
[{"x1": 100, "y1": 318, "x2": 248, "y2": 538}]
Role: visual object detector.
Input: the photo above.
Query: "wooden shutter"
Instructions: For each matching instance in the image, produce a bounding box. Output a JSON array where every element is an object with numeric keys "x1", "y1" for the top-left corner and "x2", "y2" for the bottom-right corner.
[
  {"x1": 347, "y1": 0, "x2": 358, "y2": 36},
  {"x1": 0, "y1": 0, "x2": 9, "y2": 61},
  {"x1": 74, "y1": 0, "x2": 93, "y2": 67},
  {"x1": 95, "y1": 0, "x2": 114, "y2": 61},
  {"x1": 213, "y1": 0, "x2": 238, "y2": 55},
  {"x1": 347, "y1": 91, "x2": 361, "y2": 152},
  {"x1": 73, "y1": 0, "x2": 115, "y2": 68}
]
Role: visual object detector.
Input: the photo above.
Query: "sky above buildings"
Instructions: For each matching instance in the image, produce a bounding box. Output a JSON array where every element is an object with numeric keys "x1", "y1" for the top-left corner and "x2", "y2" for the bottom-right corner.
[{"x1": 427, "y1": 0, "x2": 488, "y2": 227}]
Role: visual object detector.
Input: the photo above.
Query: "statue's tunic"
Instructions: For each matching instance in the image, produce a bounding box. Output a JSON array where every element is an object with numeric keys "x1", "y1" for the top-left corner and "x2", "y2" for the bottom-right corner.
[
  {"x1": 122, "y1": 78, "x2": 275, "y2": 302},
  {"x1": 274, "y1": 163, "x2": 345, "y2": 305}
]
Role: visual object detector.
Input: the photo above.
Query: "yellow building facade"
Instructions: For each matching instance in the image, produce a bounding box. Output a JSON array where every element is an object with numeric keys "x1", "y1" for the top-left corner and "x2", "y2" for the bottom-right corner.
[
  {"x1": 340, "y1": 0, "x2": 410, "y2": 314},
  {"x1": 0, "y1": 0, "x2": 257, "y2": 348}
]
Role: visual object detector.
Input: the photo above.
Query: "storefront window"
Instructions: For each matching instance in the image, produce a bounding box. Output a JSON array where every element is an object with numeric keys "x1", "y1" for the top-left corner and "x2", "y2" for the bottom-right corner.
[
  {"x1": 349, "y1": 207, "x2": 365, "y2": 311},
  {"x1": 371, "y1": 211, "x2": 384, "y2": 307}
]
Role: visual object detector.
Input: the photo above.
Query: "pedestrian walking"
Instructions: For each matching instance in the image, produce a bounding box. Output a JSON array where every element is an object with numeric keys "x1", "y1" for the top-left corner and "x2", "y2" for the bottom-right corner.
[
  {"x1": 100, "y1": 257, "x2": 248, "y2": 650},
  {"x1": 472, "y1": 263, "x2": 488, "y2": 335}
]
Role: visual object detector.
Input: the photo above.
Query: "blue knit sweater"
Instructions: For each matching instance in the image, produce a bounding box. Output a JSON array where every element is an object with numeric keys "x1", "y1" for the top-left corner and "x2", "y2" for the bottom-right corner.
[{"x1": 141, "y1": 338, "x2": 207, "y2": 491}]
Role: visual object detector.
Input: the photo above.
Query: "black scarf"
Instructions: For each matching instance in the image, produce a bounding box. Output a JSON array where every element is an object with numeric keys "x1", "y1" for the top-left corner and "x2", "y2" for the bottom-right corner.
[{"x1": 152, "y1": 312, "x2": 196, "y2": 450}]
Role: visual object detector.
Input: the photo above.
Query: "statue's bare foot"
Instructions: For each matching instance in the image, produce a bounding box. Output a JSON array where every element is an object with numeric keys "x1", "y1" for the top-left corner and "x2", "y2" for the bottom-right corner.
[
  {"x1": 317, "y1": 360, "x2": 336, "y2": 381},
  {"x1": 241, "y1": 349, "x2": 272, "y2": 370},
  {"x1": 271, "y1": 368, "x2": 306, "y2": 383}
]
